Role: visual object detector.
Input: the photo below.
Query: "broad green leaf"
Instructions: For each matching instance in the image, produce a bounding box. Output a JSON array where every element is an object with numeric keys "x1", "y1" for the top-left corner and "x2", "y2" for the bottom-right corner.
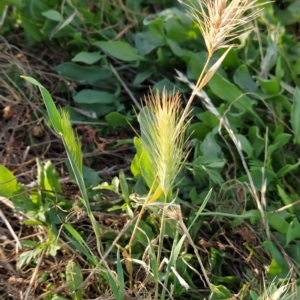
[
  {"x1": 238, "y1": 169, "x2": 276, "y2": 191},
  {"x1": 196, "y1": 110, "x2": 219, "y2": 128},
  {"x1": 220, "y1": 48, "x2": 240, "y2": 69},
  {"x1": 235, "y1": 134, "x2": 254, "y2": 158},
  {"x1": 0, "y1": 165, "x2": 21, "y2": 197},
  {"x1": 267, "y1": 258, "x2": 282, "y2": 277},
  {"x1": 42, "y1": 10, "x2": 63, "y2": 22},
  {"x1": 268, "y1": 133, "x2": 291, "y2": 157},
  {"x1": 286, "y1": 218, "x2": 300, "y2": 246},
  {"x1": 250, "y1": 290, "x2": 259, "y2": 300},
  {"x1": 257, "y1": 78, "x2": 280, "y2": 95},
  {"x1": 208, "y1": 73, "x2": 264, "y2": 126},
  {"x1": 165, "y1": 18, "x2": 189, "y2": 41},
  {"x1": 135, "y1": 31, "x2": 163, "y2": 55},
  {"x1": 21, "y1": 18, "x2": 43, "y2": 42},
  {"x1": 233, "y1": 65, "x2": 258, "y2": 93},
  {"x1": 54, "y1": 62, "x2": 112, "y2": 84},
  {"x1": 94, "y1": 41, "x2": 140, "y2": 62},
  {"x1": 200, "y1": 132, "x2": 223, "y2": 159},
  {"x1": 186, "y1": 123, "x2": 210, "y2": 140},
  {"x1": 37, "y1": 160, "x2": 62, "y2": 193},
  {"x1": 145, "y1": 18, "x2": 165, "y2": 40},
  {"x1": 82, "y1": 166, "x2": 101, "y2": 187},
  {"x1": 211, "y1": 284, "x2": 233, "y2": 299},
  {"x1": 66, "y1": 260, "x2": 83, "y2": 300},
  {"x1": 105, "y1": 112, "x2": 130, "y2": 127},
  {"x1": 21, "y1": 76, "x2": 62, "y2": 133},
  {"x1": 152, "y1": 78, "x2": 179, "y2": 93},
  {"x1": 291, "y1": 87, "x2": 300, "y2": 144},
  {"x1": 248, "y1": 126, "x2": 265, "y2": 158},
  {"x1": 74, "y1": 89, "x2": 116, "y2": 104},
  {"x1": 133, "y1": 69, "x2": 153, "y2": 84},
  {"x1": 72, "y1": 51, "x2": 102, "y2": 64}
]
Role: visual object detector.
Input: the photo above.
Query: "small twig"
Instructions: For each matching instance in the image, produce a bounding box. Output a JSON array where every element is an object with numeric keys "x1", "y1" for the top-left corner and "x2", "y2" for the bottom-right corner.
[
  {"x1": 110, "y1": 64, "x2": 142, "y2": 111},
  {"x1": 0, "y1": 208, "x2": 22, "y2": 251},
  {"x1": 23, "y1": 248, "x2": 46, "y2": 300}
]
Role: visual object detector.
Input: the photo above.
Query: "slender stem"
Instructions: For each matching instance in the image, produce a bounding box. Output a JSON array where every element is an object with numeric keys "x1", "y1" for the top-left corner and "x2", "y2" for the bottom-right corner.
[
  {"x1": 184, "y1": 55, "x2": 211, "y2": 113},
  {"x1": 160, "y1": 223, "x2": 179, "y2": 300},
  {"x1": 178, "y1": 54, "x2": 212, "y2": 131},
  {"x1": 154, "y1": 203, "x2": 167, "y2": 300}
]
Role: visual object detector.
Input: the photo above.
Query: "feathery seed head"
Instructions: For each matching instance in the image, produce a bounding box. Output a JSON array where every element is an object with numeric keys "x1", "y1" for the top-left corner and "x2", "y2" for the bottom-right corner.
[
  {"x1": 59, "y1": 109, "x2": 83, "y2": 173},
  {"x1": 139, "y1": 89, "x2": 190, "y2": 197},
  {"x1": 181, "y1": 0, "x2": 261, "y2": 56}
]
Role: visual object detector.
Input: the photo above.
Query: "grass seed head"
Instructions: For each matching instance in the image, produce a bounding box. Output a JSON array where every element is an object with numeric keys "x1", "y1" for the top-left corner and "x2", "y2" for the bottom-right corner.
[
  {"x1": 181, "y1": 0, "x2": 261, "y2": 56},
  {"x1": 140, "y1": 89, "x2": 190, "y2": 197},
  {"x1": 59, "y1": 109, "x2": 83, "y2": 173}
]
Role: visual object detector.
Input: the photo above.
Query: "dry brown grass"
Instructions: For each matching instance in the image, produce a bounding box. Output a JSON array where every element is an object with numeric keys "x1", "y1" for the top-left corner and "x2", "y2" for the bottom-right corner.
[
  {"x1": 178, "y1": 0, "x2": 263, "y2": 115},
  {"x1": 184, "y1": 0, "x2": 261, "y2": 57}
]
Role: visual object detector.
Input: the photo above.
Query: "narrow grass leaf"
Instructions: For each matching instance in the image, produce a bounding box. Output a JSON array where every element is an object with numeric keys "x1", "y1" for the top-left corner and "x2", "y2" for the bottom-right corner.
[
  {"x1": 119, "y1": 169, "x2": 130, "y2": 204},
  {"x1": 291, "y1": 87, "x2": 300, "y2": 144},
  {"x1": 105, "y1": 270, "x2": 121, "y2": 300},
  {"x1": 116, "y1": 249, "x2": 124, "y2": 299},
  {"x1": 263, "y1": 241, "x2": 290, "y2": 277},
  {"x1": 188, "y1": 189, "x2": 212, "y2": 231},
  {"x1": 63, "y1": 224, "x2": 96, "y2": 264},
  {"x1": 171, "y1": 267, "x2": 190, "y2": 290},
  {"x1": 21, "y1": 76, "x2": 62, "y2": 133},
  {"x1": 277, "y1": 185, "x2": 294, "y2": 214},
  {"x1": 170, "y1": 234, "x2": 186, "y2": 267},
  {"x1": 266, "y1": 212, "x2": 289, "y2": 234}
]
